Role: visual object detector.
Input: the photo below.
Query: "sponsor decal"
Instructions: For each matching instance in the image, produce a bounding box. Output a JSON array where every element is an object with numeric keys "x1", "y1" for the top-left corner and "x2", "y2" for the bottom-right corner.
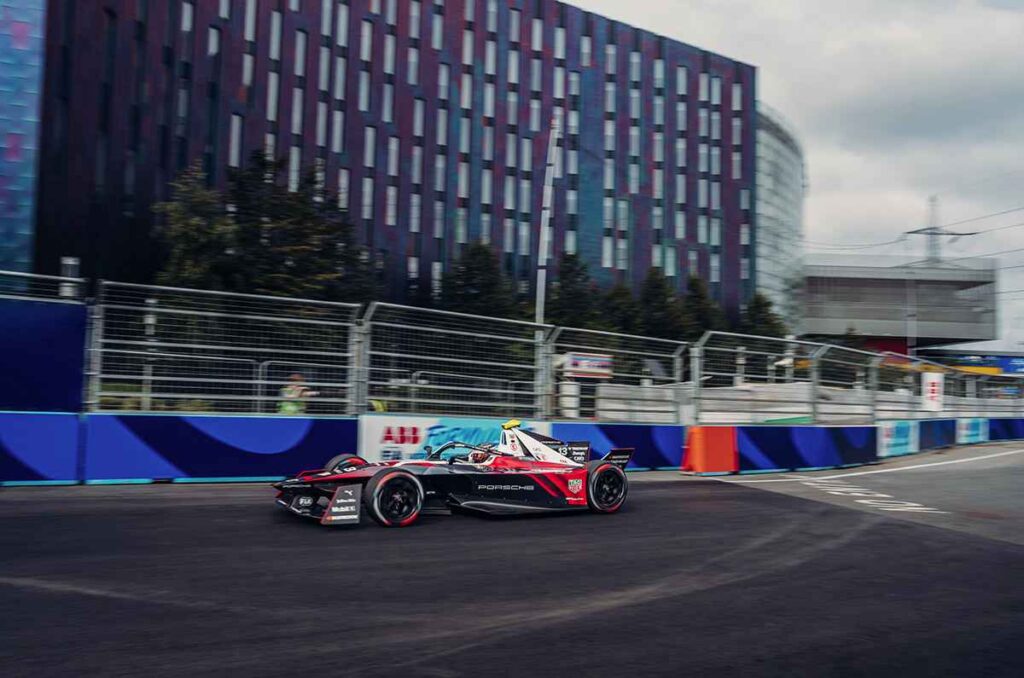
[
  {"x1": 558, "y1": 442, "x2": 590, "y2": 464},
  {"x1": 956, "y1": 418, "x2": 989, "y2": 445},
  {"x1": 477, "y1": 484, "x2": 535, "y2": 491},
  {"x1": 567, "y1": 478, "x2": 583, "y2": 494},
  {"x1": 878, "y1": 421, "x2": 919, "y2": 458},
  {"x1": 564, "y1": 352, "x2": 614, "y2": 379},
  {"x1": 921, "y1": 373, "x2": 944, "y2": 412},
  {"x1": 296, "y1": 496, "x2": 313, "y2": 507},
  {"x1": 321, "y1": 485, "x2": 362, "y2": 525},
  {"x1": 358, "y1": 416, "x2": 551, "y2": 462}
]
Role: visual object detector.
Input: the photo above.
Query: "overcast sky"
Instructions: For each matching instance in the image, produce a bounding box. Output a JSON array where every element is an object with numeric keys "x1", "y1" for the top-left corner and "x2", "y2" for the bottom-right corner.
[{"x1": 573, "y1": 0, "x2": 1024, "y2": 339}]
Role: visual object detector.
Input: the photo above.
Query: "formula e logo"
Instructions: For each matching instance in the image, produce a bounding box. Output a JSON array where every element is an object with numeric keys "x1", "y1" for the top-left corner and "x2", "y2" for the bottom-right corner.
[
  {"x1": 567, "y1": 479, "x2": 583, "y2": 495},
  {"x1": 381, "y1": 426, "x2": 422, "y2": 445}
]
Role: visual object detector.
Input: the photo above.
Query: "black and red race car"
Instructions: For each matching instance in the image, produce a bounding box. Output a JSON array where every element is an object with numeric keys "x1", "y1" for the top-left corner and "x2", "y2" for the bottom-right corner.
[{"x1": 273, "y1": 420, "x2": 632, "y2": 527}]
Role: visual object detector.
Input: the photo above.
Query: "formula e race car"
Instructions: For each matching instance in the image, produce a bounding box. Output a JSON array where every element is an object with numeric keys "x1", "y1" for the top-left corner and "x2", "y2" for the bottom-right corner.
[{"x1": 273, "y1": 420, "x2": 632, "y2": 527}]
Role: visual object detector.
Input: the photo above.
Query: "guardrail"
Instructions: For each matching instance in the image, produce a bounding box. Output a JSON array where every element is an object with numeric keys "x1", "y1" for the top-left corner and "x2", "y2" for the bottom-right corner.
[{"x1": 2, "y1": 270, "x2": 1021, "y2": 423}]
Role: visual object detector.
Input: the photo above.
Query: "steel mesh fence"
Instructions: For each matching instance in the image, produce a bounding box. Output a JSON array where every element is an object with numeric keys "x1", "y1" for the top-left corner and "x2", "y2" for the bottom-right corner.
[
  {"x1": 0, "y1": 270, "x2": 84, "y2": 303},
  {"x1": 362, "y1": 303, "x2": 548, "y2": 418},
  {"x1": 92, "y1": 282, "x2": 360, "y2": 414},
  {"x1": 548, "y1": 327, "x2": 686, "y2": 423}
]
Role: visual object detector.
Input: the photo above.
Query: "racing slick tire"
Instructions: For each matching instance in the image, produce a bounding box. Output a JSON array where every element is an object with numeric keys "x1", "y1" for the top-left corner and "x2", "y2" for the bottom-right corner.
[
  {"x1": 364, "y1": 469, "x2": 425, "y2": 527},
  {"x1": 586, "y1": 461, "x2": 628, "y2": 513},
  {"x1": 324, "y1": 453, "x2": 366, "y2": 472}
]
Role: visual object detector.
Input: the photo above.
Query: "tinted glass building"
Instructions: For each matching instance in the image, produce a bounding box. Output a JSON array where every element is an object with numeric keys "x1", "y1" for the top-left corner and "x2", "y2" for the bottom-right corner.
[
  {"x1": 0, "y1": 0, "x2": 47, "y2": 272},
  {"x1": 755, "y1": 102, "x2": 804, "y2": 327},
  {"x1": 35, "y1": 0, "x2": 756, "y2": 311}
]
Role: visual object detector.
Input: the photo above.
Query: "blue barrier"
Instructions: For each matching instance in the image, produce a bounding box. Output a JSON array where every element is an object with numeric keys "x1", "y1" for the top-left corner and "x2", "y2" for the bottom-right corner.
[
  {"x1": 989, "y1": 418, "x2": 1024, "y2": 441},
  {"x1": 737, "y1": 426, "x2": 877, "y2": 473},
  {"x1": 0, "y1": 412, "x2": 79, "y2": 483},
  {"x1": 83, "y1": 414, "x2": 358, "y2": 481},
  {"x1": 0, "y1": 299, "x2": 86, "y2": 412},
  {"x1": 550, "y1": 422, "x2": 684, "y2": 470},
  {"x1": 918, "y1": 419, "x2": 956, "y2": 450}
]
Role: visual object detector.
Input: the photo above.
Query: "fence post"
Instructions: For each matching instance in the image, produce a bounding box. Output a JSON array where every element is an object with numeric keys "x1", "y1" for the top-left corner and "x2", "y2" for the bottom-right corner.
[
  {"x1": 868, "y1": 355, "x2": 882, "y2": 424},
  {"x1": 734, "y1": 346, "x2": 746, "y2": 387},
  {"x1": 690, "y1": 344, "x2": 703, "y2": 424},
  {"x1": 538, "y1": 328, "x2": 557, "y2": 420},
  {"x1": 349, "y1": 321, "x2": 369, "y2": 416},
  {"x1": 810, "y1": 346, "x2": 828, "y2": 424},
  {"x1": 673, "y1": 344, "x2": 686, "y2": 424},
  {"x1": 85, "y1": 300, "x2": 105, "y2": 412}
]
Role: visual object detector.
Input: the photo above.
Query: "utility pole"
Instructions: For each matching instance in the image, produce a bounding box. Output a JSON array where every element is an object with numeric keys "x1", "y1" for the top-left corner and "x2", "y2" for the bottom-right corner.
[
  {"x1": 534, "y1": 108, "x2": 563, "y2": 327},
  {"x1": 905, "y1": 196, "x2": 978, "y2": 264}
]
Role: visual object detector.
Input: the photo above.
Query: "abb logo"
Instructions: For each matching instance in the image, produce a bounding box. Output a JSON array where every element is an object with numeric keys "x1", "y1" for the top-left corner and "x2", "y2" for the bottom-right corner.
[{"x1": 381, "y1": 426, "x2": 422, "y2": 445}]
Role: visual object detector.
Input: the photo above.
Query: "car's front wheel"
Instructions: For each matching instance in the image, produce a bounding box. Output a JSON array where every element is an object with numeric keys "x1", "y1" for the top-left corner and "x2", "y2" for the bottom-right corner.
[
  {"x1": 587, "y1": 461, "x2": 628, "y2": 513},
  {"x1": 364, "y1": 469, "x2": 424, "y2": 527}
]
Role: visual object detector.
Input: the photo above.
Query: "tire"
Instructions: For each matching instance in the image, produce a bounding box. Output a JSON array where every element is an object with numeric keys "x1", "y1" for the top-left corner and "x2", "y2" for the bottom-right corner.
[
  {"x1": 363, "y1": 469, "x2": 424, "y2": 527},
  {"x1": 324, "y1": 453, "x2": 366, "y2": 472},
  {"x1": 586, "y1": 461, "x2": 628, "y2": 513}
]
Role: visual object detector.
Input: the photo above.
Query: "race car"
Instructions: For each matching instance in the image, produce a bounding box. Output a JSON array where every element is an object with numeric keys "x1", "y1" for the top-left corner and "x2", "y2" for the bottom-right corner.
[{"x1": 273, "y1": 420, "x2": 632, "y2": 527}]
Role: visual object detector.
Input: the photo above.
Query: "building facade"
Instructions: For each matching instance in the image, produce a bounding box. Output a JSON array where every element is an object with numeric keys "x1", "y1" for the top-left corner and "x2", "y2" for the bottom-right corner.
[
  {"x1": 755, "y1": 102, "x2": 804, "y2": 327},
  {"x1": 802, "y1": 254, "x2": 997, "y2": 353},
  {"x1": 0, "y1": 0, "x2": 47, "y2": 272},
  {"x1": 35, "y1": 0, "x2": 757, "y2": 310}
]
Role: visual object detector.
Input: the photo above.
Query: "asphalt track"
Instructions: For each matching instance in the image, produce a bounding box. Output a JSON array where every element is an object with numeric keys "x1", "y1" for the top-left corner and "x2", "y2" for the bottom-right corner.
[{"x1": 1, "y1": 445, "x2": 1023, "y2": 677}]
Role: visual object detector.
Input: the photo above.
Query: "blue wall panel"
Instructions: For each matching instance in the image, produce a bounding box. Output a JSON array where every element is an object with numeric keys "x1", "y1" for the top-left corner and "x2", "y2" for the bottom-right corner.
[
  {"x1": 918, "y1": 419, "x2": 956, "y2": 450},
  {"x1": 0, "y1": 412, "x2": 78, "y2": 482},
  {"x1": 550, "y1": 423, "x2": 684, "y2": 470},
  {"x1": 0, "y1": 299, "x2": 86, "y2": 412},
  {"x1": 84, "y1": 415, "x2": 358, "y2": 481},
  {"x1": 988, "y1": 418, "x2": 1024, "y2": 442},
  {"x1": 737, "y1": 426, "x2": 876, "y2": 472}
]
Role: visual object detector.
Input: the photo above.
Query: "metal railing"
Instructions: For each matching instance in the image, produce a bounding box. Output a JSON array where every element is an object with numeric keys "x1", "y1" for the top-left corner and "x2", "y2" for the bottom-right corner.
[
  {"x1": 90, "y1": 281, "x2": 361, "y2": 414},
  {"x1": 3, "y1": 269, "x2": 1020, "y2": 423},
  {"x1": 0, "y1": 270, "x2": 85, "y2": 303}
]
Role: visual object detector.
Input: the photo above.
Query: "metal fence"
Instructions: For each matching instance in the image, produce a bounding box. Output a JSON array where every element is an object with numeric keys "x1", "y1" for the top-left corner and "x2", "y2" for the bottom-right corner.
[
  {"x1": 3, "y1": 270, "x2": 1021, "y2": 423},
  {"x1": 0, "y1": 270, "x2": 84, "y2": 303},
  {"x1": 90, "y1": 282, "x2": 361, "y2": 414}
]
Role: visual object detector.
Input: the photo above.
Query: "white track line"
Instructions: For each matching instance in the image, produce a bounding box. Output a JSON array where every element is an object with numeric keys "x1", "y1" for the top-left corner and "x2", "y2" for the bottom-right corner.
[{"x1": 722, "y1": 448, "x2": 1024, "y2": 483}]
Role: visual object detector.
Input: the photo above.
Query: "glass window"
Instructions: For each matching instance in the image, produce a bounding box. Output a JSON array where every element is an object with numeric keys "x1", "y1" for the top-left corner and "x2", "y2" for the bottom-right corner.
[
  {"x1": 437, "y1": 109, "x2": 447, "y2": 145},
  {"x1": 565, "y1": 229, "x2": 577, "y2": 255},
  {"x1": 604, "y1": 120, "x2": 615, "y2": 150},
  {"x1": 364, "y1": 126, "x2": 376, "y2": 168},
  {"x1": 362, "y1": 177, "x2": 374, "y2": 220},
  {"x1": 243, "y1": 54, "x2": 254, "y2": 87},
  {"x1": 676, "y1": 66, "x2": 688, "y2": 95},
  {"x1": 181, "y1": 1, "x2": 194, "y2": 32},
  {"x1": 207, "y1": 27, "x2": 220, "y2": 56},
  {"x1": 529, "y1": 99, "x2": 540, "y2": 131},
  {"x1": 485, "y1": 41, "x2": 496, "y2": 75},
  {"x1": 531, "y1": 58, "x2": 542, "y2": 92},
  {"x1": 337, "y1": 168, "x2": 349, "y2": 209},
  {"x1": 408, "y1": 47, "x2": 419, "y2": 85},
  {"x1": 732, "y1": 151, "x2": 742, "y2": 180},
  {"x1": 432, "y1": 14, "x2": 443, "y2": 49},
  {"x1": 386, "y1": 187, "x2": 398, "y2": 225},
  {"x1": 688, "y1": 250, "x2": 698, "y2": 276},
  {"x1": 732, "y1": 117, "x2": 742, "y2": 144},
  {"x1": 462, "y1": 29, "x2": 474, "y2": 65},
  {"x1": 410, "y1": 1, "x2": 420, "y2": 39},
  {"x1": 711, "y1": 76, "x2": 721, "y2": 106},
  {"x1": 711, "y1": 254, "x2": 720, "y2": 283},
  {"x1": 321, "y1": 0, "x2": 332, "y2": 36},
  {"x1": 554, "y1": 27, "x2": 565, "y2": 59},
  {"x1": 336, "y1": 2, "x2": 348, "y2": 46},
  {"x1": 581, "y1": 35, "x2": 592, "y2": 66},
  {"x1": 741, "y1": 223, "x2": 750, "y2": 245},
  {"x1": 675, "y1": 138, "x2": 686, "y2": 167},
  {"x1": 509, "y1": 9, "x2": 520, "y2": 42},
  {"x1": 464, "y1": 0, "x2": 474, "y2": 22},
  {"x1": 616, "y1": 239, "x2": 628, "y2": 270},
  {"x1": 334, "y1": 56, "x2": 346, "y2": 99},
  {"x1": 699, "y1": 72, "x2": 709, "y2": 101},
  {"x1": 605, "y1": 44, "x2": 616, "y2": 74},
  {"x1": 229, "y1": 114, "x2": 242, "y2": 167},
  {"x1": 434, "y1": 155, "x2": 446, "y2": 191},
  {"x1": 605, "y1": 83, "x2": 616, "y2": 113},
  {"x1": 269, "y1": 11, "x2": 282, "y2": 60},
  {"x1": 482, "y1": 168, "x2": 492, "y2": 204},
  {"x1": 630, "y1": 52, "x2": 641, "y2": 82},
  {"x1": 654, "y1": 59, "x2": 665, "y2": 88},
  {"x1": 459, "y1": 123, "x2": 469, "y2": 154},
  {"x1": 458, "y1": 162, "x2": 468, "y2": 198},
  {"x1": 518, "y1": 219, "x2": 530, "y2": 255},
  {"x1": 531, "y1": 18, "x2": 543, "y2": 51},
  {"x1": 675, "y1": 174, "x2": 686, "y2": 204},
  {"x1": 602, "y1": 236, "x2": 613, "y2": 268},
  {"x1": 411, "y1": 145, "x2": 422, "y2": 183},
  {"x1": 358, "y1": 71, "x2": 370, "y2": 111},
  {"x1": 461, "y1": 73, "x2": 472, "y2": 109},
  {"x1": 434, "y1": 202, "x2": 444, "y2": 238},
  {"x1": 604, "y1": 159, "x2": 614, "y2": 190},
  {"x1": 360, "y1": 21, "x2": 373, "y2": 61},
  {"x1": 414, "y1": 99, "x2": 425, "y2": 136},
  {"x1": 484, "y1": 83, "x2": 495, "y2": 117},
  {"x1": 732, "y1": 82, "x2": 743, "y2": 111},
  {"x1": 382, "y1": 83, "x2": 394, "y2": 122},
  {"x1": 266, "y1": 72, "x2": 280, "y2": 121},
  {"x1": 486, "y1": 0, "x2": 497, "y2": 31},
  {"x1": 507, "y1": 91, "x2": 518, "y2": 123},
  {"x1": 410, "y1": 194, "x2": 422, "y2": 232},
  {"x1": 384, "y1": 34, "x2": 396, "y2": 73},
  {"x1": 244, "y1": 0, "x2": 257, "y2": 41},
  {"x1": 331, "y1": 110, "x2": 344, "y2": 153},
  {"x1": 439, "y1": 64, "x2": 450, "y2": 99},
  {"x1": 676, "y1": 102, "x2": 687, "y2": 130},
  {"x1": 698, "y1": 215, "x2": 708, "y2": 243},
  {"x1": 388, "y1": 137, "x2": 399, "y2": 176},
  {"x1": 711, "y1": 111, "x2": 721, "y2": 140},
  {"x1": 294, "y1": 31, "x2": 307, "y2": 76},
  {"x1": 288, "y1": 146, "x2": 301, "y2": 191},
  {"x1": 318, "y1": 47, "x2": 331, "y2": 91},
  {"x1": 316, "y1": 102, "x2": 327, "y2": 146},
  {"x1": 675, "y1": 211, "x2": 685, "y2": 239}
]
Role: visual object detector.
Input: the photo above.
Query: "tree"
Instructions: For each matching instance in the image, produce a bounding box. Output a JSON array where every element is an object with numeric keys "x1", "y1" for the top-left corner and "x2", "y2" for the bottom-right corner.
[
  {"x1": 739, "y1": 292, "x2": 788, "y2": 338},
  {"x1": 680, "y1": 276, "x2": 725, "y2": 341},
  {"x1": 638, "y1": 267, "x2": 686, "y2": 340},
  {"x1": 155, "y1": 152, "x2": 376, "y2": 304},
  {"x1": 547, "y1": 253, "x2": 601, "y2": 328},
  {"x1": 440, "y1": 242, "x2": 518, "y2": 318},
  {"x1": 153, "y1": 163, "x2": 238, "y2": 291},
  {"x1": 602, "y1": 284, "x2": 640, "y2": 333}
]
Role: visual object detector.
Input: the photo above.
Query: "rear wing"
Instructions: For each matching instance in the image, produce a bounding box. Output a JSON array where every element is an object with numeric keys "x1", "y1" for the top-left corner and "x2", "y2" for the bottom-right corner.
[{"x1": 600, "y1": 448, "x2": 634, "y2": 469}]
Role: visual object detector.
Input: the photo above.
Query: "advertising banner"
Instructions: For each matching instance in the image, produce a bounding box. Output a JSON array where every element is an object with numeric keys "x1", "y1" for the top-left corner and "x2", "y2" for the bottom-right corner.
[
  {"x1": 358, "y1": 415, "x2": 550, "y2": 462},
  {"x1": 878, "y1": 420, "x2": 920, "y2": 458},
  {"x1": 956, "y1": 418, "x2": 989, "y2": 445},
  {"x1": 921, "y1": 373, "x2": 944, "y2": 412}
]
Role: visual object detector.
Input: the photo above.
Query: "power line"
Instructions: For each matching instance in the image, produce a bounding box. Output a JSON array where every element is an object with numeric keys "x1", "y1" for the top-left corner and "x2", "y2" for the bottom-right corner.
[{"x1": 804, "y1": 206, "x2": 1024, "y2": 250}]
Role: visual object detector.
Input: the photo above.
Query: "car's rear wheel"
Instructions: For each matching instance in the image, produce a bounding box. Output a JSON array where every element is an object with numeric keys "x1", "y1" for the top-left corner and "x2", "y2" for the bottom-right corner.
[
  {"x1": 364, "y1": 469, "x2": 424, "y2": 527},
  {"x1": 587, "y1": 461, "x2": 627, "y2": 513},
  {"x1": 324, "y1": 453, "x2": 366, "y2": 472}
]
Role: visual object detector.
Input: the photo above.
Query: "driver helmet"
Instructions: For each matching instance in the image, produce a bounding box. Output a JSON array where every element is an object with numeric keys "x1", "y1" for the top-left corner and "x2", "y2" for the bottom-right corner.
[{"x1": 467, "y1": 450, "x2": 491, "y2": 464}]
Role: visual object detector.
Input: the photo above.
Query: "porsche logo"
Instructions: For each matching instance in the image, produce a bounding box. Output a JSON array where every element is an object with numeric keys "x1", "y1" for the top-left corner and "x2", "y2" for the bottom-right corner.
[{"x1": 567, "y1": 479, "x2": 583, "y2": 495}]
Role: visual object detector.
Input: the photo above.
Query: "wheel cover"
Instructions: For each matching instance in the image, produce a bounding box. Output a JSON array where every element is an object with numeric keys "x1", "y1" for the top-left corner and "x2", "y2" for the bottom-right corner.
[
  {"x1": 594, "y1": 469, "x2": 625, "y2": 508},
  {"x1": 378, "y1": 477, "x2": 420, "y2": 522}
]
